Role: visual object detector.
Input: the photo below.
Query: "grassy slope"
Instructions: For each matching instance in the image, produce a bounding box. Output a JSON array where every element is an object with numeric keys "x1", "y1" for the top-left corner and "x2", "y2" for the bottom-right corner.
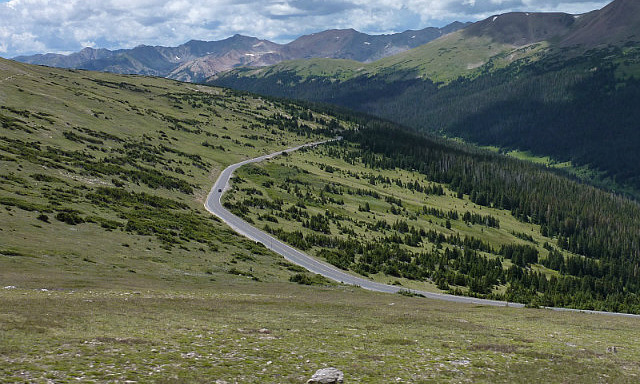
[
  {"x1": 0, "y1": 57, "x2": 335, "y2": 288},
  {"x1": 244, "y1": 58, "x2": 364, "y2": 82},
  {"x1": 366, "y1": 32, "x2": 522, "y2": 82},
  {"x1": 2, "y1": 59, "x2": 640, "y2": 382},
  {"x1": 3, "y1": 284, "x2": 640, "y2": 383}
]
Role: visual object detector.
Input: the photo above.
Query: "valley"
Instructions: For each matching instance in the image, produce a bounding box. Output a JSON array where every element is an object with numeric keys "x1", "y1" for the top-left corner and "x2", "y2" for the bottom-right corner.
[
  {"x1": 3, "y1": 1, "x2": 640, "y2": 381},
  {"x1": 211, "y1": 0, "x2": 640, "y2": 199}
]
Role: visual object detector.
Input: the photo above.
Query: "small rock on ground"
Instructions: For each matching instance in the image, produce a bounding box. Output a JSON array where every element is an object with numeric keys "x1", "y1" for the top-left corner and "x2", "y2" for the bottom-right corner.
[{"x1": 307, "y1": 367, "x2": 344, "y2": 384}]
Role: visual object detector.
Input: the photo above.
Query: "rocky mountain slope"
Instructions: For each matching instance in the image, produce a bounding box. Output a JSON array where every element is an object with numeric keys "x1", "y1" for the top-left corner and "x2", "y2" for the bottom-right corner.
[{"x1": 560, "y1": 0, "x2": 640, "y2": 47}]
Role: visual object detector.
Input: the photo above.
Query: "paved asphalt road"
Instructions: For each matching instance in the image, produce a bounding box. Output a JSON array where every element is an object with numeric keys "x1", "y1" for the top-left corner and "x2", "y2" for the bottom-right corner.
[{"x1": 205, "y1": 140, "x2": 640, "y2": 318}]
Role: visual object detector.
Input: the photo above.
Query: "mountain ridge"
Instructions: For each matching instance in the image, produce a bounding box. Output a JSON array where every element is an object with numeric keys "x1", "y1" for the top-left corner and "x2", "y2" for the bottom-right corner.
[
  {"x1": 13, "y1": 22, "x2": 469, "y2": 82},
  {"x1": 461, "y1": 12, "x2": 577, "y2": 46},
  {"x1": 560, "y1": 0, "x2": 640, "y2": 47},
  {"x1": 212, "y1": 1, "x2": 636, "y2": 87}
]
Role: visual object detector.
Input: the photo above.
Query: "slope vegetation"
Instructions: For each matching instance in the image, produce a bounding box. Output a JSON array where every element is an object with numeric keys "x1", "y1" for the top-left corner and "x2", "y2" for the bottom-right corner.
[
  {"x1": 224, "y1": 116, "x2": 640, "y2": 313},
  {"x1": 5, "y1": 56, "x2": 638, "y2": 312}
]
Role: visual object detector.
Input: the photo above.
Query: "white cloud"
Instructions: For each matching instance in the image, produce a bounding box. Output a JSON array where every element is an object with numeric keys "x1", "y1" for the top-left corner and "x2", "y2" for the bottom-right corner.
[
  {"x1": 0, "y1": 0, "x2": 612, "y2": 58},
  {"x1": 266, "y1": 2, "x2": 305, "y2": 17}
]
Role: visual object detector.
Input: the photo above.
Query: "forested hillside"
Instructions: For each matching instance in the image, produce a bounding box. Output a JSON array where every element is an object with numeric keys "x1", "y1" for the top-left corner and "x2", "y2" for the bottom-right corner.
[
  {"x1": 214, "y1": 45, "x2": 640, "y2": 196},
  {"x1": 223, "y1": 111, "x2": 640, "y2": 313},
  {"x1": 347, "y1": 123, "x2": 640, "y2": 311}
]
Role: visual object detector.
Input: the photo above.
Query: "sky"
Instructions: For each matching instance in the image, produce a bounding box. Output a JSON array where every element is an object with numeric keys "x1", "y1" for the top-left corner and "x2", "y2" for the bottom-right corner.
[{"x1": 0, "y1": 0, "x2": 612, "y2": 58}]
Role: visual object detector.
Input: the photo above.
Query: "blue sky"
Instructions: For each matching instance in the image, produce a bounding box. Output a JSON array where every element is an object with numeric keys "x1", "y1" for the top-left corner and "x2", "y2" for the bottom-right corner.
[{"x1": 0, "y1": 0, "x2": 612, "y2": 58}]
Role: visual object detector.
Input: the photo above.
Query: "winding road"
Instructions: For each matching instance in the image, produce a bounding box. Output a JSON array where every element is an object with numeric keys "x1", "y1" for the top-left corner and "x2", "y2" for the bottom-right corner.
[{"x1": 204, "y1": 140, "x2": 640, "y2": 318}]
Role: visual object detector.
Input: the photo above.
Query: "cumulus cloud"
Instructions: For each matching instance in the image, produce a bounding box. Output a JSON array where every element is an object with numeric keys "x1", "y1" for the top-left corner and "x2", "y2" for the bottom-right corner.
[{"x1": 0, "y1": 0, "x2": 611, "y2": 58}]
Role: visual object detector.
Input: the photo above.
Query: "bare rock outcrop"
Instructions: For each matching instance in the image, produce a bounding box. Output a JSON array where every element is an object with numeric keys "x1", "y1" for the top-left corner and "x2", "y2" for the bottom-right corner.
[{"x1": 307, "y1": 367, "x2": 344, "y2": 384}]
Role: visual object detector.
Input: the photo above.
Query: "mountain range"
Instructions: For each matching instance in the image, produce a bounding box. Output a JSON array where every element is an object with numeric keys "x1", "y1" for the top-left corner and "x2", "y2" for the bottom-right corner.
[
  {"x1": 213, "y1": 0, "x2": 640, "y2": 84},
  {"x1": 13, "y1": 22, "x2": 468, "y2": 82}
]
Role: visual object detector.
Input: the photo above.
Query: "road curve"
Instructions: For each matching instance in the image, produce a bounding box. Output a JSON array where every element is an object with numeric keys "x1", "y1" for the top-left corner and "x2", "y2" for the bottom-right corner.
[{"x1": 204, "y1": 140, "x2": 640, "y2": 318}]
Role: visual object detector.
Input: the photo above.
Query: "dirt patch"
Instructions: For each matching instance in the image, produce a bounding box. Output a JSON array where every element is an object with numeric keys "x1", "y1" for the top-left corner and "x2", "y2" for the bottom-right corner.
[
  {"x1": 93, "y1": 337, "x2": 150, "y2": 345},
  {"x1": 381, "y1": 338, "x2": 417, "y2": 346}
]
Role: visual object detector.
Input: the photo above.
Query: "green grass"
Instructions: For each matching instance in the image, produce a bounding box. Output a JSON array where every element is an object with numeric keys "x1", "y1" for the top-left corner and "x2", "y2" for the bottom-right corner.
[
  {"x1": 367, "y1": 33, "x2": 509, "y2": 82},
  {"x1": 247, "y1": 58, "x2": 364, "y2": 82},
  {"x1": 504, "y1": 150, "x2": 570, "y2": 167},
  {"x1": 2, "y1": 283, "x2": 640, "y2": 383},
  {"x1": 472, "y1": 143, "x2": 567, "y2": 168},
  {"x1": 477, "y1": 145, "x2": 639, "y2": 197}
]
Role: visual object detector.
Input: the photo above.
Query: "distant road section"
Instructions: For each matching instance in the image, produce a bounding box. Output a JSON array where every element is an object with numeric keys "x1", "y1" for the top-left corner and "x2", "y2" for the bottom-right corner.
[{"x1": 204, "y1": 139, "x2": 640, "y2": 318}]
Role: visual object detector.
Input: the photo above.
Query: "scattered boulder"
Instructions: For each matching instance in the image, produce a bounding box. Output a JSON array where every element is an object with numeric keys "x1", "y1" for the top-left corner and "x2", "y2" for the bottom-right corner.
[
  {"x1": 607, "y1": 346, "x2": 618, "y2": 353},
  {"x1": 307, "y1": 367, "x2": 344, "y2": 384}
]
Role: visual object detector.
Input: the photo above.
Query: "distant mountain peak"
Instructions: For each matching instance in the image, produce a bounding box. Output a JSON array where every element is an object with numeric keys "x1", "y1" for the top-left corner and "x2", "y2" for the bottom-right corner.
[
  {"x1": 561, "y1": 0, "x2": 640, "y2": 47},
  {"x1": 463, "y1": 11, "x2": 576, "y2": 46},
  {"x1": 461, "y1": 0, "x2": 640, "y2": 48}
]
